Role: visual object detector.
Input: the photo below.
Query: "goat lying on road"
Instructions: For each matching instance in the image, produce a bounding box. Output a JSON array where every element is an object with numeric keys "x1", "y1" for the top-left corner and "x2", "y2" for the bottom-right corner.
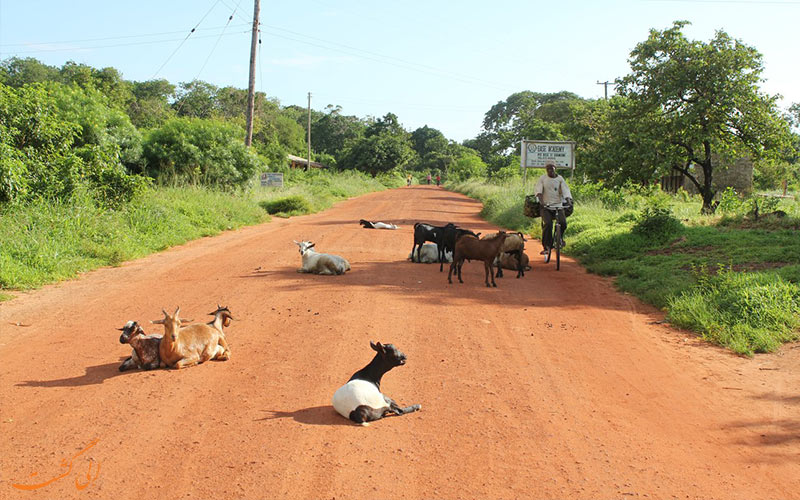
[
  {"x1": 332, "y1": 341, "x2": 421, "y2": 426},
  {"x1": 409, "y1": 243, "x2": 452, "y2": 263},
  {"x1": 153, "y1": 307, "x2": 231, "y2": 369},
  {"x1": 360, "y1": 219, "x2": 399, "y2": 230},
  {"x1": 118, "y1": 321, "x2": 161, "y2": 371},
  {"x1": 294, "y1": 240, "x2": 351, "y2": 275}
]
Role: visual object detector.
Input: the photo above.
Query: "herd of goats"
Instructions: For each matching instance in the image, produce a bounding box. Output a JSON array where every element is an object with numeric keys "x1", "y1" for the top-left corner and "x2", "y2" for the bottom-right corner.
[{"x1": 114, "y1": 219, "x2": 531, "y2": 425}]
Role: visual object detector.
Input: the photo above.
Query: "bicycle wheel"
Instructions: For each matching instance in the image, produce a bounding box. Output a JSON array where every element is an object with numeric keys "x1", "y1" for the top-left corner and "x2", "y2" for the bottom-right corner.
[{"x1": 554, "y1": 223, "x2": 561, "y2": 271}]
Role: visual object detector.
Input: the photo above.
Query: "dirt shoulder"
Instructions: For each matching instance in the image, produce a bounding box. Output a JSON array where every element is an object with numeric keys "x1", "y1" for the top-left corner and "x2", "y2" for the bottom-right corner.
[{"x1": 1, "y1": 185, "x2": 798, "y2": 499}]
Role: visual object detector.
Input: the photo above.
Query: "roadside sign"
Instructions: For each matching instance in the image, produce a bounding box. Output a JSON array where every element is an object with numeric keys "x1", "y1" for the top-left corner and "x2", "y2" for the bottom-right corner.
[
  {"x1": 260, "y1": 172, "x2": 283, "y2": 187},
  {"x1": 521, "y1": 140, "x2": 575, "y2": 169}
]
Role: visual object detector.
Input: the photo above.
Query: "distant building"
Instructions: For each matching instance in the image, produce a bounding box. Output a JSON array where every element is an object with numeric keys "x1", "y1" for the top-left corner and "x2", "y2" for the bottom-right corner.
[
  {"x1": 660, "y1": 156, "x2": 753, "y2": 196},
  {"x1": 287, "y1": 154, "x2": 326, "y2": 169}
]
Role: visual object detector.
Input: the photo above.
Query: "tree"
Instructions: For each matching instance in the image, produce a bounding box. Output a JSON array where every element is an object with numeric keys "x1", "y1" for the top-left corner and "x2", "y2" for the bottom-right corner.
[
  {"x1": 0, "y1": 57, "x2": 60, "y2": 87},
  {"x1": 173, "y1": 80, "x2": 218, "y2": 118},
  {"x1": 338, "y1": 113, "x2": 413, "y2": 175},
  {"x1": 312, "y1": 105, "x2": 365, "y2": 156},
  {"x1": 617, "y1": 21, "x2": 793, "y2": 213},
  {"x1": 128, "y1": 79, "x2": 176, "y2": 129}
]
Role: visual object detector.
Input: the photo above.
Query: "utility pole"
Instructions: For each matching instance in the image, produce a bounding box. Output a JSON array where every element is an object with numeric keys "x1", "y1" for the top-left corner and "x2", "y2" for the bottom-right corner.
[
  {"x1": 244, "y1": 0, "x2": 260, "y2": 147},
  {"x1": 306, "y1": 92, "x2": 312, "y2": 171},
  {"x1": 596, "y1": 80, "x2": 611, "y2": 100}
]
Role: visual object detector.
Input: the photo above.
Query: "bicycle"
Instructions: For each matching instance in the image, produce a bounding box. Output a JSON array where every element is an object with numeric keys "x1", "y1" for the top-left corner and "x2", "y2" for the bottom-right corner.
[{"x1": 542, "y1": 203, "x2": 567, "y2": 271}]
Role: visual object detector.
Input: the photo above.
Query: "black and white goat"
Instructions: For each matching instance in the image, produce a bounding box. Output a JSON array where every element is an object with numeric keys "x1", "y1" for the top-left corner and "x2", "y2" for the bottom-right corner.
[
  {"x1": 359, "y1": 219, "x2": 399, "y2": 230},
  {"x1": 332, "y1": 341, "x2": 421, "y2": 426},
  {"x1": 411, "y1": 222, "x2": 454, "y2": 267}
]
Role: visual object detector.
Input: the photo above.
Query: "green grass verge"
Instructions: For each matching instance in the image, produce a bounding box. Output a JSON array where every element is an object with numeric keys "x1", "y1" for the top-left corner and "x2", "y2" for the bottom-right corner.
[
  {"x1": 0, "y1": 170, "x2": 404, "y2": 292},
  {"x1": 449, "y1": 178, "x2": 800, "y2": 356}
]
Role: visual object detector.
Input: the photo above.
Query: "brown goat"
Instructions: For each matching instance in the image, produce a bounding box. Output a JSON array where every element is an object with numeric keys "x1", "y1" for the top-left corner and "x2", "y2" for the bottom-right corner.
[
  {"x1": 153, "y1": 307, "x2": 231, "y2": 369},
  {"x1": 448, "y1": 231, "x2": 508, "y2": 287},
  {"x1": 118, "y1": 321, "x2": 161, "y2": 371}
]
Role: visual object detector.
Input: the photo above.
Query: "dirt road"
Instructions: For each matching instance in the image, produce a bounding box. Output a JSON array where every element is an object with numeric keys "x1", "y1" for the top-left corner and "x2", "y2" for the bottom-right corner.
[{"x1": 1, "y1": 185, "x2": 798, "y2": 500}]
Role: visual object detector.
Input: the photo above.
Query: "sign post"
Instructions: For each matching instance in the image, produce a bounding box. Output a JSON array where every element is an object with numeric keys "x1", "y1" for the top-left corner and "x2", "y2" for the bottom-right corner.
[
  {"x1": 520, "y1": 140, "x2": 576, "y2": 183},
  {"x1": 260, "y1": 172, "x2": 284, "y2": 188}
]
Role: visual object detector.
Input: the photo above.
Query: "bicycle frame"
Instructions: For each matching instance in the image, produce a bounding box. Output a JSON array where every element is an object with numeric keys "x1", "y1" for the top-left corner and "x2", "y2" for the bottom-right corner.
[{"x1": 542, "y1": 203, "x2": 566, "y2": 270}]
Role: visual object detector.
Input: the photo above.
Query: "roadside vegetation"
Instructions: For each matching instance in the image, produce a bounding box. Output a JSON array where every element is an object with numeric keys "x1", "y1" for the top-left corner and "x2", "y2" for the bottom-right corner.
[
  {"x1": 450, "y1": 178, "x2": 800, "y2": 356},
  {"x1": 1, "y1": 22, "x2": 798, "y2": 353}
]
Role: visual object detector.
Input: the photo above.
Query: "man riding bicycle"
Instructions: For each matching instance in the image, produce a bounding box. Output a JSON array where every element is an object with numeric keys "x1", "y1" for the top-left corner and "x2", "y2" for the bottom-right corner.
[{"x1": 533, "y1": 161, "x2": 573, "y2": 255}]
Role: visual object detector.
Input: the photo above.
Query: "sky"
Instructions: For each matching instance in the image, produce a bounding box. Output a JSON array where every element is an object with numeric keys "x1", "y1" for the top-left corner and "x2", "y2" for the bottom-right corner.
[{"x1": 1, "y1": 0, "x2": 798, "y2": 143}]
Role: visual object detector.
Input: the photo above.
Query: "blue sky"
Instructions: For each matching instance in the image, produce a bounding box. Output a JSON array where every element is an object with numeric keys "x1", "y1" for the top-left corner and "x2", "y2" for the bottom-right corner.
[{"x1": 1, "y1": 0, "x2": 797, "y2": 142}]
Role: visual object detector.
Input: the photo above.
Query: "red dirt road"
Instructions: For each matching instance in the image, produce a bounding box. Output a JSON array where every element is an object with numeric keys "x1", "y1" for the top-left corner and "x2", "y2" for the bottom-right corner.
[{"x1": 1, "y1": 185, "x2": 799, "y2": 500}]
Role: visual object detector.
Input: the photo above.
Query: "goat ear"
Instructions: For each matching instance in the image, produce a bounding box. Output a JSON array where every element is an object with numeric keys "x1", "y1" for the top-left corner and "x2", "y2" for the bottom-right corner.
[
  {"x1": 151, "y1": 318, "x2": 165, "y2": 325},
  {"x1": 179, "y1": 317, "x2": 193, "y2": 324},
  {"x1": 370, "y1": 341, "x2": 384, "y2": 353},
  {"x1": 308, "y1": 242, "x2": 316, "y2": 249}
]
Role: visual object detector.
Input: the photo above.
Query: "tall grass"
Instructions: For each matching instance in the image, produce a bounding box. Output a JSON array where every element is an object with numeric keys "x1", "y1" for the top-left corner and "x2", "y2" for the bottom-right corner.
[
  {"x1": 0, "y1": 187, "x2": 268, "y2": 290},
  {"x1": 449, "y1": 178, "x2": 800, "y2": 355},
  {"x1": 0, "y1": 169, "x2": 405, "y2": 293}
]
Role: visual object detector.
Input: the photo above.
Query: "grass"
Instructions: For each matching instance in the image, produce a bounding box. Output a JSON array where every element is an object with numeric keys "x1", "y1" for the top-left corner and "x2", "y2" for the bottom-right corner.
[
  {"x1": 0, "y1": 169, "x2": 404, "y2": 293},
  {"x1": 449, "y1": 178, "x2": 800, "y2": 356}
]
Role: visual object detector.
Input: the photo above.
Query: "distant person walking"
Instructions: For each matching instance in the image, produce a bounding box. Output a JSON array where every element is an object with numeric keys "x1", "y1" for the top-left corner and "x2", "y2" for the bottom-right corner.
[
  {"x1": 407, "y1": 174, "x2": 412, "y2": 187},
  {"x1": 426, "y1": 173, "x2": 432, "y2": 185},
  {"x1": 435, "y1": 174, "x2": 441, "y2": 186}
]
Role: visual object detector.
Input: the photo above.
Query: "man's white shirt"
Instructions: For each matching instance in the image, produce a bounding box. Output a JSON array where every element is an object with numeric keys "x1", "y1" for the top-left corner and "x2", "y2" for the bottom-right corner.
[{"x1": 534, "y1": 174, "x2": 572, "y2": 206}]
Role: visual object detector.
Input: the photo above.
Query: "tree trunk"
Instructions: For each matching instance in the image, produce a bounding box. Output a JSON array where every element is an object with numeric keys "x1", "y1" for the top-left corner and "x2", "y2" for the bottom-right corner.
[{"x1": 699, "y1": 142, "x2": 716, "y2": 214}]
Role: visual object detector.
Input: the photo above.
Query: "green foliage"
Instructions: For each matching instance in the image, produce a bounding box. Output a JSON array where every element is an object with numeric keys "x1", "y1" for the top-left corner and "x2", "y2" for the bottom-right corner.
[
  {"x1": 259, "y1": 195, "x2": 311, "y2": 216},
  {"x1": 448, "y1": 151, "x2": 487, "y2": 182},
  {"x1": 631, "y1": 203, "x2": 684, "y2": 242},
  {"x1": 617, "y1": 21, "x2": 794, "y2": 213},
  {"x1": 0, "y1": 187, "x2": 268, "y2": 289},
  {"x1": 338, "y1": 114, "x2": 414, "y2": 176},
  {"x1": 450, "y1": 177, "x2": 800, "y2": 355},
  {"x1": 668, "y1": 266, "x2": 799, "y2": 355},
  {"x1": 0, "y1": 82, "x2": 147, "y2": 205},
  {"x1": 142, "y1": 117, "x2": 263, "y2": 187}
]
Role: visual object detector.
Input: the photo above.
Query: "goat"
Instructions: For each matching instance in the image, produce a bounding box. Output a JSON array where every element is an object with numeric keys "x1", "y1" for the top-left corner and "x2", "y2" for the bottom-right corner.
[
  {"x1": 483, "y1": 231, "x2": 527, "y2": 278},
  {"x1": 411, "y1": 222, "x2": 454, "y2": 267},
  {"x1": 408, "y1": 243, "x2": 453, "y2": 263},
  {"x1": 294, "y1": 240, "x2": 350, "y2": 275},
  {"x1": 117, "y1": 321, "x2": 161, "y2": 371},
  {"x1": 332, "y1": 341, "x2": 421, "y2": 426},
  {"x1": 439, "y1": 225, "x2": 481, "y2": 272},
  {"x1": 448, "y1": 231, "x2": 508, "y2": 287},
  {"x1": 359, "y1": 219, "x2": 399, "y2": 230},
  {"x1": 495, "y1": 251, "x2": 531, "y2": 275},
  {"x1": 152, "y1": 307, "x2": 231, "y2": 369}
]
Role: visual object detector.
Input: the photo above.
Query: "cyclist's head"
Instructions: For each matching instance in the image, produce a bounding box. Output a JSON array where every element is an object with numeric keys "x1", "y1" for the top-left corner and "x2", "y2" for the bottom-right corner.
[{"x1": 545, "y1": 162, "x2": 557, "y2": 178}]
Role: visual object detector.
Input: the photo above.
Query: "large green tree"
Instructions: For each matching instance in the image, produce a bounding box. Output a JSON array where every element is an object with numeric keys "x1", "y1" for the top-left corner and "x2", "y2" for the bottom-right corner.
[
  {"x1": 338, "y1": 113, "x2": 413, "y2": 175},
  {"x1": 617, "y1": 21, "x2": 793, "y2": 213}
]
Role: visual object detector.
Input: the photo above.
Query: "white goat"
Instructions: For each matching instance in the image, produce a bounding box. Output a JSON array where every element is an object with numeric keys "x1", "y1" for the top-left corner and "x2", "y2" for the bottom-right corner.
[
  {"x1": 408, "y1": 243, "x2": 453, "y2": 263},
  {"x1": 294, "y1": 240, "x2": 350, "y2": 275}
]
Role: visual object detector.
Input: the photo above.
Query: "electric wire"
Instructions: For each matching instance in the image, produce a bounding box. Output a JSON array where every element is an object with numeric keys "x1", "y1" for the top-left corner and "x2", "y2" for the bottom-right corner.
[{"x1": 151, "y1": 0, "x2": 224, "y2": 79}]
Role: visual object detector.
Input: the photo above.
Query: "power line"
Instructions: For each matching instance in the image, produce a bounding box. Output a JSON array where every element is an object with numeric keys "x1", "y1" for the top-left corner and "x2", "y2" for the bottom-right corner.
[
  {"x1": 151, "y1": 0, "x2": 224, "y2": 79},
  {"x1": 260, "y1": 26, "x2": 515, "y2": 92},
  {"x1": 190, "y1": 0, "x2": 243, "y2": 82}
]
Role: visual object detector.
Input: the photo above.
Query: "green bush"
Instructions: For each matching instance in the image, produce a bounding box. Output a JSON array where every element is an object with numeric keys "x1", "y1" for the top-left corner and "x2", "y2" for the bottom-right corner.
[
  {"x1": 668, "y1": 267, "x2": 800, "y2": 355},
  {"x1": 259, "y1": 195, "x2": 311, "y2": 215},
  {"x1": 632, "y1": 204, "x2": 683, "y2": 241}
]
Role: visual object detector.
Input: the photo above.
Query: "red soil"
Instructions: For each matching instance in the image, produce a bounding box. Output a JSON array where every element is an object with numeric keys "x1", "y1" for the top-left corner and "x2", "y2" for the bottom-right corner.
[{"x1": 1, "y1": 185, "x2": 798, "y2": 499}]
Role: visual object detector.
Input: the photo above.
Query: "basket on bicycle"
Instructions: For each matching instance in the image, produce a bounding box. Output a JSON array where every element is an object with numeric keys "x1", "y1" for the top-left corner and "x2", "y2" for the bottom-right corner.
[{"x1": 523, "y1": 195, "x2": 541, "y2": 218}]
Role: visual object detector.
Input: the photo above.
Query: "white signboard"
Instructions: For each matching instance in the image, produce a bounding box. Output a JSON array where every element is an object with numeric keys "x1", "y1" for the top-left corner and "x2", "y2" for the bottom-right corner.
[
  {"x1": 260, "y1": 172, "x2": 284, "y2": 187},
  {"x1": 521, "y1": 140, "x2": 576, "y2": 169}
]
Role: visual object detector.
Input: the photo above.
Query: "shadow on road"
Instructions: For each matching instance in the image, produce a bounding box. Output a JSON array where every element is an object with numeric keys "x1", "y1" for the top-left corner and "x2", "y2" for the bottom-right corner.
[
  {"x1": 257, "y1": 406, "x2": 352, "y2": 426},
  {"x1": 16, "y1": 361, "x2": 129, "y2": 387}
]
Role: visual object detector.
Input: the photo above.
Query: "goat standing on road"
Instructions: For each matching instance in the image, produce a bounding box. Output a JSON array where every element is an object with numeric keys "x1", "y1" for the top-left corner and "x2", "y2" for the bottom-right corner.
[
  {"x1": 332, "y1": 341, "x2": 421, "y2": 426},
  {"x1": 448, "y1": 231, "x2": 508, "y2": 287}
]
